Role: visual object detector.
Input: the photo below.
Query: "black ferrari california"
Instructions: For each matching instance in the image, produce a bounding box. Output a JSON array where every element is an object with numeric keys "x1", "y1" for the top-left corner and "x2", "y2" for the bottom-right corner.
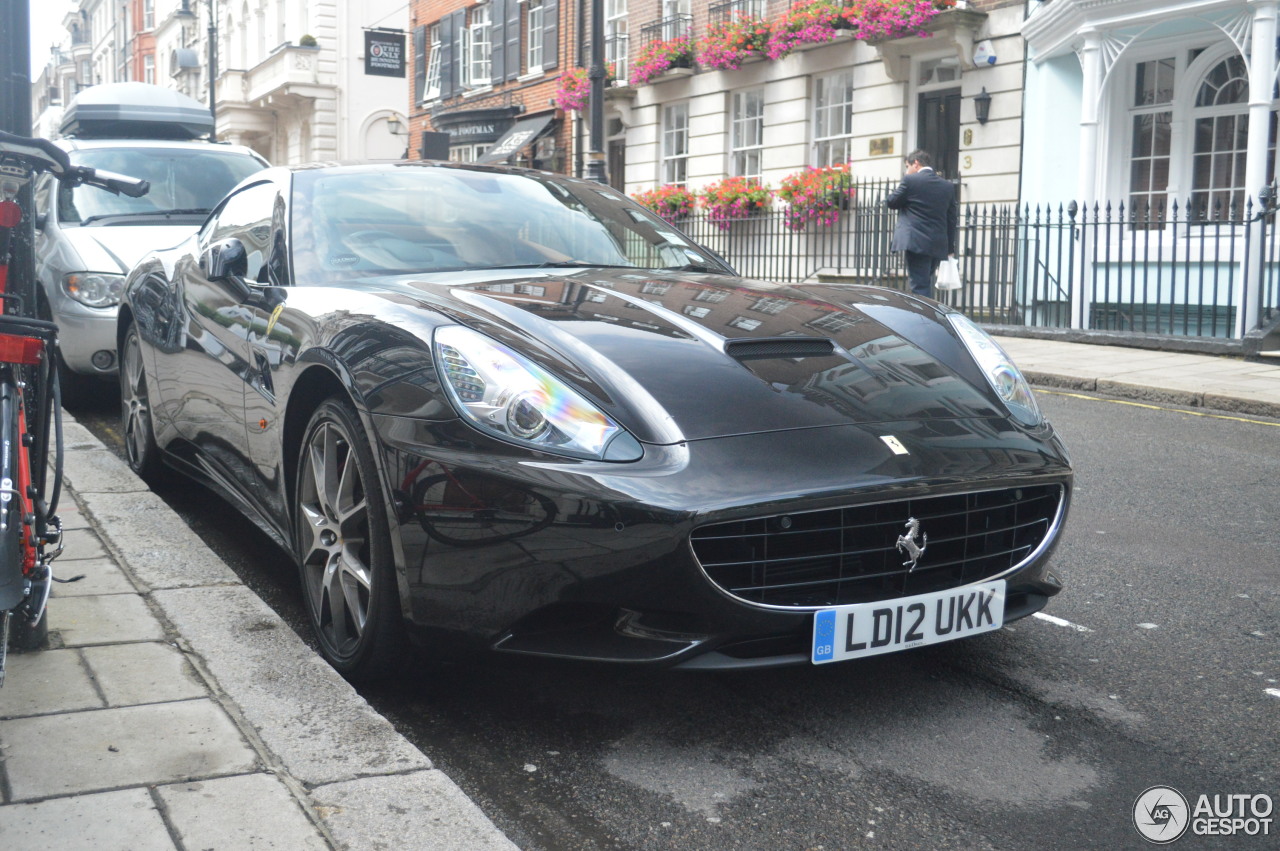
[{"x1": 120, "y1": 162, "x2": 1072, "y2": 680}]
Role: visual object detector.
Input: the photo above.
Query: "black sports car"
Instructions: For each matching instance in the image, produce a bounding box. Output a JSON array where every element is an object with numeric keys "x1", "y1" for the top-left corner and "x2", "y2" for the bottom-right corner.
[{"x1": 120, "y1": 162, "x2": 1071, "y2": 680}]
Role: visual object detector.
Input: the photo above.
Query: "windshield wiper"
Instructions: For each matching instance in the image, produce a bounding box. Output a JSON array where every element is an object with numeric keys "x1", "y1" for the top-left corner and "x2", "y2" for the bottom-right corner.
[
  {"x1": 667, "y1": 262, "x2": 720, "y2": 273},
  {"x1": 78, "y1": 208, "x2": 212, "y2": 226}
]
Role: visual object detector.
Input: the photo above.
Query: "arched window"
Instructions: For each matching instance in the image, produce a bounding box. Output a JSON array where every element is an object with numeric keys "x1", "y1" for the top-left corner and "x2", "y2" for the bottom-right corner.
[
  {"x1": 1124, "y1": 47, "x2": 1279, "y2": 224},
  {"x1": 1190, "y1": 56, "x2": 1251, "y2": 216}
]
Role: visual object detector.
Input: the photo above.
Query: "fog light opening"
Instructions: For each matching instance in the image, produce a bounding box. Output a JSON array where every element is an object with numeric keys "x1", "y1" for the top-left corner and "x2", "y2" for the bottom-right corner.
[{"x1": 91, "y1": 350, "x2": 116, "y2": 370}]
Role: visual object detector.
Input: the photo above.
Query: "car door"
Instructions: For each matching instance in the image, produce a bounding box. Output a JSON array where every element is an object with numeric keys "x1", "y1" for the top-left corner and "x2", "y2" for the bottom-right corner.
[
  {"x1": 242, "y1": 188, "x2": 301, "y2": 523},
  {"x1": 163, "y1": 181, "x2": 279, "y2": 499}
]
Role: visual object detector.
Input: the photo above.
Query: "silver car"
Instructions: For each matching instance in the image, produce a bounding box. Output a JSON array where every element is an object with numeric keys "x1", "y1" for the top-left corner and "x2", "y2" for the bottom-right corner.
[{"x1": 34, "y1": 138, "x2": 267, "y2": 401}]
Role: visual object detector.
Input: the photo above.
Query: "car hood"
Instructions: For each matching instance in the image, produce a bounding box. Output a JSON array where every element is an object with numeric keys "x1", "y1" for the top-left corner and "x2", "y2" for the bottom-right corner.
[
  {"x1": 379, "y1": 268, "x2": 1007, "y2": 444},
  {"x1": 58, "y1": 224, "x2": 198, "y2": 274}
]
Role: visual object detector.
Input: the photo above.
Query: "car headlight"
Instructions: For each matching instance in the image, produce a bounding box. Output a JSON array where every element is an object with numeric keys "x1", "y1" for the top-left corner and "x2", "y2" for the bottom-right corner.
[
  {"x1": 62, "y1": 272, "x2": 125, "y2": 308},
  {"x1": 947, "y1": 314, "x2": 1042, "y2": 427},
  {"x1": 433, "y1": 325, "x2": 643, "y2": 461}
]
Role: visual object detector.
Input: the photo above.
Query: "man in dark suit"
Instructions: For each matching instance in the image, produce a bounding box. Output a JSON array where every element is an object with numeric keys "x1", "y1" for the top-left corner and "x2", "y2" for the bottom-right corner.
[{"x1": 885, "y1": 149, "x2": 958, "y2": 298}]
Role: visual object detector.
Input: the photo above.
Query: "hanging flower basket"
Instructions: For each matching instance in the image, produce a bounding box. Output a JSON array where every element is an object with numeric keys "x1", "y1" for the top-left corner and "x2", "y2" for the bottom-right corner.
[
  {"x1": 632, "y1": 36, "x2": 694, "y2": 86},
  {"x1": 700, "y1": 177, "x2": 774, "y2": 230},
  {"x1": 632, "y1": 184, "x2": 697, "y2": 222},
  {"x1": 778, "y1": 164, "x2": 855, "y2": 231},
  {"x1": 766, "y1": 0, "x2": 844, "y2": 60},
  {"x1": 696, "y1": 14, "x2": 771, "y2": 71},
  {"x1": 838, "y1": 0, "x2": 947, "y2": 42},
  {"x1": 554, "y1": 64, "x2": 618, "y2": 112}
]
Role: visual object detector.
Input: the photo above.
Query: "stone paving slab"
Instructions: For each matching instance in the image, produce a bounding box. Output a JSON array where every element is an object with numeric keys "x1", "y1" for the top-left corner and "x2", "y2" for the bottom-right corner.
[
  {"x1": 0, "y1": 699, "x2": 258, "y2": 800},
  {"x1": 154, "y1": 585, "x2": 432, "y2": 787},
  {"x1": 156, "y1": 773, "x2": 329, "y2": 850},
  {"x1": 60, "y1": 420, "x2": 104, "y2": 453},
  {"x1": 51, "y1": 593, "x2": 167, "y2": 646},
  {"x1": 0, "y1": 648, "x2": 101, "y2": 718},
  {"x1": 60, "y1": 447, "x2": 149, "y2": 494},
  {"x1": 0, "y1": 788, "x2": 175, "y2": 851},
  {"x1": 311, "y1": 771, "x2": 521, "y2": 851},
  {"x1": 75, "y1": 491, "x2": 241, "y2": 590},
  {"x1": 51, "y1": 557, "x2": 137, "y2": 597},
  {"x1": 56, "y1": 527, "x2": 109, "y2": 562},
  {"x1": 81, "y1": 642, "x2": 207, "y2": 707}
]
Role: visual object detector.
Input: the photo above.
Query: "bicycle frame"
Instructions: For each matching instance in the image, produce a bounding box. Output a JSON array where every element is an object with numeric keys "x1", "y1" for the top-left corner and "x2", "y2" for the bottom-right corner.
[{"x1": 0, "y1": 130, "x2": 146, "y2": 685}]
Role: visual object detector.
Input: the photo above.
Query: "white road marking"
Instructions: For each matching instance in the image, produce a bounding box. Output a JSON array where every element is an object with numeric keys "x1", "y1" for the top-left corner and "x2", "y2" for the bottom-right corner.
[
  {"x1": 1265, "y1": 689, "x2": 1280, "y2": 700},
  {"x1": 1033, "y1": 612, "x2": 1093, "y2": 633},
  {"x1": 1138, "y1": 623, "x2": 1159, "y2": 630}
]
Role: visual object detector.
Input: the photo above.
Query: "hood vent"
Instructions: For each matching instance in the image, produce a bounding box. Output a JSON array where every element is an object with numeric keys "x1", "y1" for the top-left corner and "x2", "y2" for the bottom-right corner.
[{"x1": 724, "y1": 337, "x2": 835, "y2": 361}]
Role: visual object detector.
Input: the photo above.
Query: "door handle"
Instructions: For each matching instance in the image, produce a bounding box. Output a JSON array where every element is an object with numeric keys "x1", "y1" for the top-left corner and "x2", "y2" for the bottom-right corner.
[{"x1": 254, "y1": 351, "x2": 274, "y2": 397}]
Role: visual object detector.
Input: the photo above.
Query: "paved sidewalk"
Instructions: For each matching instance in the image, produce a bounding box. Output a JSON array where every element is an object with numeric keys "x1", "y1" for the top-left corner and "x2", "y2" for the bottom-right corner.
[
  {"x1": 0, "y1": 336, "x2": 1277, "y2": 851},
  {"x1": 0, "y1": 417, "x2": 517, "y2": 851},
  {"x1": 995, "y1": 335, "x2": 1280, "y2": 419}
]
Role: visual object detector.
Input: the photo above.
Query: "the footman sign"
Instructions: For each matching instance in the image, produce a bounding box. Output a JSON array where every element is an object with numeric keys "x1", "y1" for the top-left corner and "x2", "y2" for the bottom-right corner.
[{"x1": 365, "y1": 30, "x2": 406, "y2": 77}]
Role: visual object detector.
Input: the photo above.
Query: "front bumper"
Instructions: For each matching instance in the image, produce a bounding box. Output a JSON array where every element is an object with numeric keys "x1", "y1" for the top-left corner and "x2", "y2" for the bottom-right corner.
[
  {"x1": 44, "y1": 285, "x2": 118, "y2": 375},
  {"x1": 372, "y1": 415, "x2": 1073, "y2": 669}
]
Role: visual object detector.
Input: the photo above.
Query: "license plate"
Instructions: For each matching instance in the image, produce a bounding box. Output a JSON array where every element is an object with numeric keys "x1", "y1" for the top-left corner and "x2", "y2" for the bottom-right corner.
[{"x1": 811, "y1": 580, "x2": 1006, "y2": 664}]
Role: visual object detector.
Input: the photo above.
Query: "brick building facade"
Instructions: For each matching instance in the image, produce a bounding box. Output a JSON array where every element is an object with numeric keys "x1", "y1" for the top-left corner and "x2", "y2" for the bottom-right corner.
[{"x1": 408, "y1": 0, "x2": 579, "y2": 173}]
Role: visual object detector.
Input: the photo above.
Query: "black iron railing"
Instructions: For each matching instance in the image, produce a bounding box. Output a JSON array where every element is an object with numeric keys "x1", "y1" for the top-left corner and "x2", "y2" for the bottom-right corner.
[
  {"x1": 709, "y1": 0, "x2": 769, "y2": 25},
  {"x1": 641, "y1": 14, "x2": 693, "y2": 47},
  {"x1": 660, "y1": 180, "x2": 1280, "y2": 340}
]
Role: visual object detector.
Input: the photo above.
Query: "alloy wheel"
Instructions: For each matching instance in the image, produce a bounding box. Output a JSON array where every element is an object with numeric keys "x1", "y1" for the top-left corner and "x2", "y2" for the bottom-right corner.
[
  {"x1": 297, "y1": 418, "x2": 373, "y2": 659},
  {"x1": 120, "y1": 330, "x2": 156, "y2": 473}
]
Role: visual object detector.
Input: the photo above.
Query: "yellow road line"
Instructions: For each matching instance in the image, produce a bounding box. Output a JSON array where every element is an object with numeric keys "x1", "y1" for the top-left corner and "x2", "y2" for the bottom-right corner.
[{"x1": 1040, "y1": 390, "x2": 1280, "y2": 428}]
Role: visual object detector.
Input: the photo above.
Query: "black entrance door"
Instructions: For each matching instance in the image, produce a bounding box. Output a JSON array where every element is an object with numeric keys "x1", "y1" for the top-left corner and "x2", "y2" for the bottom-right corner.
[
  {"x1": 607, "y1": 139, "x2": 626, "y2": 193},
  {"x1": 917, "y1": 88, "x2": 961, "y2": 180}
]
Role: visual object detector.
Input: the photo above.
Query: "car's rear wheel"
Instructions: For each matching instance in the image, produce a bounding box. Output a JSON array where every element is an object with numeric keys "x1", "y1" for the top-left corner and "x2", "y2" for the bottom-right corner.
[
  {"x1": 295, "y1": 398, "x2": 404, "y2": 681},
  {"x1": 120, "y1": 326, "x2": 163, "y2": 480}
]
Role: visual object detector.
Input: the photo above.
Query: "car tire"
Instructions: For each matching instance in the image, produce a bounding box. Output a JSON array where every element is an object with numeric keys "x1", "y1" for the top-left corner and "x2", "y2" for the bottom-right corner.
[
  {"x1": 119, "y1": 325, "x2": 164, "y2": 480},
  {"x1": 295, "y1": 397, "x2": 405, "y2": 682}
]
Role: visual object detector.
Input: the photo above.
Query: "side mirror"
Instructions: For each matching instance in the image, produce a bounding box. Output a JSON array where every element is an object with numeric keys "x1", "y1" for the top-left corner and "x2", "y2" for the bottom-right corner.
[{"x1": 203, "y1": 238, "x2": 248, "y2": 283}]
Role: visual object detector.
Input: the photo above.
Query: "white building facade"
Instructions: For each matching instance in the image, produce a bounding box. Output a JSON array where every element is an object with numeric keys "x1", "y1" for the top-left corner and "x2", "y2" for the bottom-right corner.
[
  {"x1": 614, "y1": 1, "x2": 1028, "y2": 205},
  {"x1": 33, "y1": 0, "x2": 410, "y2": 166},
  {"x1": 1021, "y1": 0, "x2": 1278, "y2": 211},
  {"x1": 1020, "y1": 0, "x2": 1280, "y2": 337}
]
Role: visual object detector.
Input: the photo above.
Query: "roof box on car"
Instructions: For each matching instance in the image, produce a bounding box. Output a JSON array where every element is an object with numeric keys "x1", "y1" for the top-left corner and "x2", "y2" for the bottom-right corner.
[{"x1": 59, "y1": 82, "x2": 214, "y2": 140}]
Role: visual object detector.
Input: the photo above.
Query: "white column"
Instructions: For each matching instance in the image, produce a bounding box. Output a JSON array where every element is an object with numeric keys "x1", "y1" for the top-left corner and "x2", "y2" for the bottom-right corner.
[
  {"x1": 1241, "y1": 0, "x2": 1278, "y2": 336},
  {"x1": 1074, "y1": 30, "x2": 1103, "y2": 330},
  {"x1": 1076, "y1": 30, "x2": 1102, "y2": 207}
]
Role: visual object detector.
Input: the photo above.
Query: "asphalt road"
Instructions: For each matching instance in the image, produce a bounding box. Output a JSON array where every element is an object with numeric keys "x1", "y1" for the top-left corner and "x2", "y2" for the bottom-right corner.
[{"x1": 70, "y1": 388, "x2": 1280, "y2": 850}]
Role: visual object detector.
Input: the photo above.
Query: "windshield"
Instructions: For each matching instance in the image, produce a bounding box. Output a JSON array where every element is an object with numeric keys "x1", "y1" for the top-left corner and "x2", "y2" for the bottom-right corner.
[
  {"x1": 290, "y1": 164, "x2": 729, "y2": 284},
  {"x1": 58, "y1": 147, "x2": 266, "y2": 225}
]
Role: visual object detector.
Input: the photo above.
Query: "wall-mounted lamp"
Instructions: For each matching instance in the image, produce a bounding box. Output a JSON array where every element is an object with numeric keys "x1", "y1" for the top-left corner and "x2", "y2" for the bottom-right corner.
[
  {"x1": 973, "y1": 87, "x2": 992, "y2": 125},
  {"x1": 387, "y1": 115, "x2": 408, "y2": 136}
]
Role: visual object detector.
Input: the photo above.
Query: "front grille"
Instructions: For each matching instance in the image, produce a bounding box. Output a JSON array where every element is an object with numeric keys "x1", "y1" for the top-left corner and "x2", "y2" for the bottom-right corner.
[{"x1": 690, "y1": 485, "x2": 1063, "y2": 608}]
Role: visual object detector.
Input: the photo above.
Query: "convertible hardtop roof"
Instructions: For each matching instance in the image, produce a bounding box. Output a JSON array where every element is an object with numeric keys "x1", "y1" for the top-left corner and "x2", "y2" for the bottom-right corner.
[{"x1": 59, "y1": 82, "x2": 215, "y2": 140}]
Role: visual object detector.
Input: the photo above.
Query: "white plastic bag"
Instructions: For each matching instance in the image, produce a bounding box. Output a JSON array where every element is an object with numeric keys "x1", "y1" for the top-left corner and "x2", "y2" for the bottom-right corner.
[{"x1": 936, "y1": 257, "x2": 962, "y2": 291}]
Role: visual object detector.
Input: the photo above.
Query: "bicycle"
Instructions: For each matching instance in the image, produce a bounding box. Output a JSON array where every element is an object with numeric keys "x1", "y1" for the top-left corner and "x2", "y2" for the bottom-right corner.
[{"x1": 0, "y1": 130, "x2": 148, "y2": 686}]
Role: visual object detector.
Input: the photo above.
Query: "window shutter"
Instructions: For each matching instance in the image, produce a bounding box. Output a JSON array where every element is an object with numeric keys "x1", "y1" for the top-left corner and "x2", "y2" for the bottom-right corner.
[
  {"x1": 442, "y1": 10, "x2": 464, "y2": 98},
  {"x1": 505, "y1": 0, "x2": 521, "y2": 81},
  {"x1": 542, "y1": 0, "x2": 559, "y2": 71},
  {"x1": 490, "y1": 0, "x2": 506, "y2": 83},
  {"x1": 413, "y1": 25, "x2": 427, "y2": 103}
]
